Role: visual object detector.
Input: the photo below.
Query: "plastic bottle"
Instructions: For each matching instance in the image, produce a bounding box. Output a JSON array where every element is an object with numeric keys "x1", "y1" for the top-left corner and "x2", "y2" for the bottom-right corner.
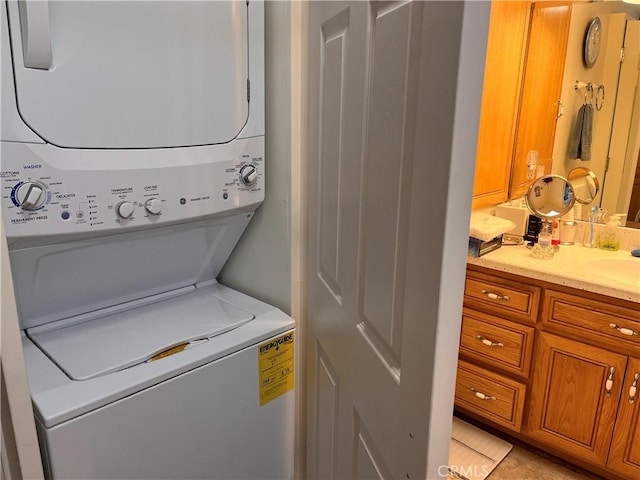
[
  {"x1": 551, "y1": 220, "x2": 560, "y2": 246},
  {"x1": 598, "y1": 214, "x2": 624, "y2": 251}
]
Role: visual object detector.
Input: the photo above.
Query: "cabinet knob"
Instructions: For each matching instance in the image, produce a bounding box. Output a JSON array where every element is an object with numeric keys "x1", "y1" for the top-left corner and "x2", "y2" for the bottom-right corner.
[
  {"x1": 476, "y1": 335, "x2": 504, "y2": 348},
  {"x1": 609, "y1": 323, "x2": 639, "y2": 337},
  {"x1": 605, "y1": 367, "x2": 615, "y2": 398},
  {"x1": 629, "y1": 373, "x2": 639, "y2": 405},
  {"x1": 469, "y1": 388, "x2": 496, "y2": 401},
  {"x1": 480, "y1": 289, "x2": 510, "y2": 301}
]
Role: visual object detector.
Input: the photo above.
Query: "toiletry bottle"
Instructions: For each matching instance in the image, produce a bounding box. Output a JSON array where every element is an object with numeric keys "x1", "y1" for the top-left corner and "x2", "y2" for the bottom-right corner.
[
  {"x1": 551, "y1": 220, "x2": 560, "y2": 246},
  {"x1": 598, "y1": 214, "x2": 624, "y2": 251}
]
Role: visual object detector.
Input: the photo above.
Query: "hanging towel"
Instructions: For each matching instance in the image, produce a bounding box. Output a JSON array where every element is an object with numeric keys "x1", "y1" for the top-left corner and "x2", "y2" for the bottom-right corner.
[
  {"x1": 581, "y1": 104, "x2": 593, "y2": 161},
  {"x1": 568, "y1": 104, "x2": 584, "y2": 159},
  {"x1": 568, "y1": 104, "x2": 593, "y2": 161}
]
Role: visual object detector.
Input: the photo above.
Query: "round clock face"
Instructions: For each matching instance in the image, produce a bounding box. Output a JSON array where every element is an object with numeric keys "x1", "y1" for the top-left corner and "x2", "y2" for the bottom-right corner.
[{"x1": 584, "y1": 17, "x2": 602, "y2": 68}]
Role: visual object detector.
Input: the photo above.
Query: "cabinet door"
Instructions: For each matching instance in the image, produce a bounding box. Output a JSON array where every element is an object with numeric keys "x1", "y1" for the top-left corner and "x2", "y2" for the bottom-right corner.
[
  {"x1": 472, "y1": 1, "x2": 530, "y2": 208},
  {"x1": 608, "y1": 357, "x2": 640, "y2": 478},
  {"x1": 510, "y1": 3, "x2": 571, "y2": 198},
  {"x1": 526, "y1": 333, "x2": 627, "y2": 466}
]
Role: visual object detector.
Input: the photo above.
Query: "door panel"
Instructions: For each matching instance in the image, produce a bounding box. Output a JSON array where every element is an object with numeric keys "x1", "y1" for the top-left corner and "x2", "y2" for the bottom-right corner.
[
  {"x1": 510, "y1": 3, "x2": 571, "y2": 198},
  {"x1": 608, "y1": 356, "x2": 640, "y2": 479},
  {"x1": 361, "y1": 1, "x2": 414, "y2": 365},
  {"x1": 527, "y1": 333, "x2": 627, "y2": 465},
  {"x1": 317, "y1": 7, "x2": 349, "y2": 301},
  {"x1": 315, "y1": 348, "x2": 339, "y2": 479},
  {"x1": 305, "y1": 1, "x2": 485, "y2": 478},
  {"x1": 354, "y1": 412, "x2": 391, "y2": 480}
]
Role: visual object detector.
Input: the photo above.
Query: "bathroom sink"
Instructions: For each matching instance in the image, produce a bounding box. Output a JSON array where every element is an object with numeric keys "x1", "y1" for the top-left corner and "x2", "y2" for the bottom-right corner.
[{"x1": 585, "y1": 258, "x2": 640, "y2": 287}]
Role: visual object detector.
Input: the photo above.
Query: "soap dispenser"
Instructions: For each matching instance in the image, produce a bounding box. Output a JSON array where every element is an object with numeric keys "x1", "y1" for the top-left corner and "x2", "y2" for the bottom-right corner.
[{"x1": 598, "y1": 214, "x2": 624, "y2": 251}]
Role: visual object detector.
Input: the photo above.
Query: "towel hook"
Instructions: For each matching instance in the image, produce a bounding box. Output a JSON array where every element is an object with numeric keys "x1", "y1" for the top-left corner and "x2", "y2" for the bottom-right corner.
[
  {"x1": 595, "y1": 85, "x2": 605, "y2": 111},
  {"x1": 586, "y1": 84, "x2": 595, "y2": 105}
]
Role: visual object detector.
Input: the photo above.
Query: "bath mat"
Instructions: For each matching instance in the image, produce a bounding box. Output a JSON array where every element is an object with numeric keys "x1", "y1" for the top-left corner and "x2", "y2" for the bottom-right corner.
[{"x1": 447, "y1": 417, "x2": 513, "y2": 480}]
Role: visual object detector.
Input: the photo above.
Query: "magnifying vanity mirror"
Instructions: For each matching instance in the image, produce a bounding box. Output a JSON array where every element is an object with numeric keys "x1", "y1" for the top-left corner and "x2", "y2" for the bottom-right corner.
[
  {"x1": 526, "y1": 175, "x2": 576, "y2": 219},
  {"x1": 525, "y1": 175, "x2": 576, "y2": 258},
  {"x1": 567, "y1": 167, "x2": 600, "y2": 205}
]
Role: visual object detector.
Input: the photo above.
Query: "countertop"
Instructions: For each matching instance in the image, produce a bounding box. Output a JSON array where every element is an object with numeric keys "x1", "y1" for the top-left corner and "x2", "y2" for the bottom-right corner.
[{"x1": 467, "y1": 244, "x2": 640, "y2": 303}]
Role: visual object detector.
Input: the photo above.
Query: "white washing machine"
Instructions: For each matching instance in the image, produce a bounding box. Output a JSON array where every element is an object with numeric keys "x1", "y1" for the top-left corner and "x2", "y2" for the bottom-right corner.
[{"x1": 1, "y1": 1, "x2": 294, "y2": 478}]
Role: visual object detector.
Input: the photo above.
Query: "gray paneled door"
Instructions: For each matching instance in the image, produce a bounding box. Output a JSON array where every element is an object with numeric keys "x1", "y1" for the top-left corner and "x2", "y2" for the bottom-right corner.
[{"x1": 305, "y1": 1, "x2": 485, "y2": 479}]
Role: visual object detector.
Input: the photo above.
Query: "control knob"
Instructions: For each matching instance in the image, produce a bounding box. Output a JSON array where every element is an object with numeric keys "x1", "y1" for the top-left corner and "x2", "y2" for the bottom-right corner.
[
  {"x1": 145, "y1": 198, "x2": 162, "y2": 215},
  {"x1": 15, "y1": 182, "x2": 46, "y2": 210},
  {"x1": 116, "y1": 201, "x2": 135, "y2": 219},
  {"x1": 239, "y1": 164, "x2": 258, "y2": 186}
]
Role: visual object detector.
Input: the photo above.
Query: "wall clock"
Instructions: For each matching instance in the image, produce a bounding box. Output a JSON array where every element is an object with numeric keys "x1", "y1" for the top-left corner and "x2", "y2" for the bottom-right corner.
[{"x1": 584, "y1": 17, "x2": 602, "y2": 68}]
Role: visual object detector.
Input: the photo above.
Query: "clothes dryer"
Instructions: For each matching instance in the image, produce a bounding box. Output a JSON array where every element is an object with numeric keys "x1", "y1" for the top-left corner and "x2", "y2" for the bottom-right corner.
[{"x1": 1, "y1": 1, "x2": 294, "y2": 478}]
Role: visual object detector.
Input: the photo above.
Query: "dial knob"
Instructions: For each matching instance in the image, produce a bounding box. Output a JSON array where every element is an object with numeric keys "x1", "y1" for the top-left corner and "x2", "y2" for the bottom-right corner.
[
  {"x1": 239, "y1": 164, "x2": 258, "y2": 186},
  {"x1": 144, "y1": 198, "x2": 162, "y2": 215},
  {"x1": 116, "y1": 201, "x2": 135, "y2": 219},
  {"x1": 15, "y1": 182, "x2": 46, "y2": 210}
]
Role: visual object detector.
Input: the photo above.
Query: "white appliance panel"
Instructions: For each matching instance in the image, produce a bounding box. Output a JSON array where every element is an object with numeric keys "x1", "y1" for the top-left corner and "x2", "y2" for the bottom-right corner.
[
  {"x1": 37, "y1": 331, "x2": 295, "y2": 480},
  {"x1": 28, "y1": 286, "x2": 255, "y2": 380},
  {"x1": 10, "y1": 214, "x2": 254, "y2": 329},
  {"x1": 23, "y1": 284, "x2": 294, "y2": 428},
  {"x1": 1, "y1": 137, "x2": 264, "y2": 242},
  {"x1": 1, "y1": 1, "x2": 43, "y2": 143},
  {"x1": 7, "y1": 0, "x2": 249, "y2": 149}
]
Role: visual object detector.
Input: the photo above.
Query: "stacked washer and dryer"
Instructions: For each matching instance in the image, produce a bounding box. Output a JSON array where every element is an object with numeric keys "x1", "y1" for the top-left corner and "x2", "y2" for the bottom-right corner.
[{"x1": 1, "y1": 1, "x2": 294, "y2": 478}]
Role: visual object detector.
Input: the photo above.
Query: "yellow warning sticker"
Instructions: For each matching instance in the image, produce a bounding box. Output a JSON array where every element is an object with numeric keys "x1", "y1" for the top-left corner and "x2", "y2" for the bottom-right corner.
[{"x1": 258, "y1": 331, "x2": 294, "y2": 406}]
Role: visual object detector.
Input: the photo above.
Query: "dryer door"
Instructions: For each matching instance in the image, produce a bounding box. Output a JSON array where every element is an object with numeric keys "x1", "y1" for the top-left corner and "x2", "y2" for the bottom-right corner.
[{"x1": 7, "y1": 0, "x2": 249, "y2": 149}]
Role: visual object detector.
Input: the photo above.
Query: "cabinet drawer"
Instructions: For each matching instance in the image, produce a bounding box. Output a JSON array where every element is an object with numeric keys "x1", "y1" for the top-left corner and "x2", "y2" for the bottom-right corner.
[
  {"x1": 542, "y1": 290, "x2": 640, "y2": 348},
  {"x1": 459, "y1": 309, "x2": 535, "y2": 377},
  {"x1": 464, "y1": 269, "x2": 541, "y2": 324},
  {"x1": 455, "y1": 360, "x2": 526, "y2": 432}
]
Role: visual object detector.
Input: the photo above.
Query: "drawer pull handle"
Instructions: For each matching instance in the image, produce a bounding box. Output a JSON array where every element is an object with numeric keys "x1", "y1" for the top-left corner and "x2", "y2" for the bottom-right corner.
[
  {"x1": 629, "y1": 373, "x2": 639, "y2": 405},
  {"x1": 476, "y1": 335, "x2": 504, "y2": 348},
  {"x1": 470, "y1": 388, "x2": 496, "y2": 401},
  {"x1": 481, "y1": 289, "x2": 510, "y2": 301},
  {"x1": 606, "y1": 367, "x2": 615, "y2": 397},
  {"x1": 609, "y1": 323, "x2": 639, "y2": 336}
]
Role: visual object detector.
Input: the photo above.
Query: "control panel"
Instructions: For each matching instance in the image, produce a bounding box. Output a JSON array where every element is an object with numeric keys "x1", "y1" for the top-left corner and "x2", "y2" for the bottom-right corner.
[{"x1": 1, "y1": 137, "x2": 264, "y2": 239}]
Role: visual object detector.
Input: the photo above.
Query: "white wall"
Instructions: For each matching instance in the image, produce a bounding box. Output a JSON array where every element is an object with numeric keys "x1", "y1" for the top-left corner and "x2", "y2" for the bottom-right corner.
[{"x1": 220, "y1": 2, "x2": 293, "y2": 314}]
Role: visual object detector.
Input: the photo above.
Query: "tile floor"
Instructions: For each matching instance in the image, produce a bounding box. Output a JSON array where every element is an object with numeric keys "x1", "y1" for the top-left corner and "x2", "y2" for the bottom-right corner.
[
  {"x1": 488, "y1": 444, "x2": 602, "y2": 480},
  {"x1": 453, "y1": 414, "x2": 604, "y2": 480}
]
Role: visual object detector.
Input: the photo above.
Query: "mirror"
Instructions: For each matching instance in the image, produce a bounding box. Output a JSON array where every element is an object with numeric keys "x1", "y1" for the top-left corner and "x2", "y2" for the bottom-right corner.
[
  {"x1": 525, "y1": 175, "x2": 576, "y2": 219},
  {"x1": 567, "y1": 167, "x2": 600, "y2": 205},
  {"x1": 483, "y1": 1, "x2": 640, "y2": 227},
  {"x1": 551, "y1": 2, "x2": 640, "y2": 226}
]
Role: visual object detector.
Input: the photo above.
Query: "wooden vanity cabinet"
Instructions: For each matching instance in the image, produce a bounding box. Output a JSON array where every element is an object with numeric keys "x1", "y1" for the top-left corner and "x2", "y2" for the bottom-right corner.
[
  {"x1": 526, "y1": 332, "x2": 628, "y2": 466},
  {"x1": 456, "y1": 265, "x2": 640, "y2": 479},
  {"x1": 455, "y1": 268, "x2": 539, "y2": 432},
  {"x1": 608, "y1": 357, "x2": 640, "y2": 478}
]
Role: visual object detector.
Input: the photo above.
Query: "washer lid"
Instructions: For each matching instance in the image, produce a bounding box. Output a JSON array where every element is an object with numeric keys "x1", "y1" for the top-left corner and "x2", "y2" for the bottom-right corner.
[
  {"x1": 27, "y1": 286, "x2": 254, "y2": 380},
  {"x1": 8, "y1": 1, "x2": 249, "y2": 149}
]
